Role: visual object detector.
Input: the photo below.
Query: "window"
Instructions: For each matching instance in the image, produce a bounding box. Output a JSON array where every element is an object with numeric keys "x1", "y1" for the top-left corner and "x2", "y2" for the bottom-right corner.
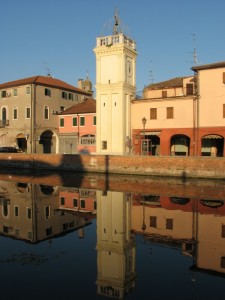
[
  {"x1": 221, "y1": 257, "x2": 225, "y2": 268},
  {"x1": 73, "y1": 198, "x2": 78, "y2": 207},
  {"x1": 162, "y1": 90, "x2": 167, "y2": 98},
  {"x1": 60, "y1": 106, "x2": 65, "y2": 112},
  {"x1": 13, "y1": 107, "x2": 18, "y2": 120},
  {"x1": 1, "y1": 90, "x2": 7, "y2": 97},
  {"x1": 80, "y1": 200, "x2": 85, "y2": 209},
  {"x1": 26, "y1": 106, "x2": 31, "y2": 119},
  {"x1": 167, "y1": 107, "x2": 174, "y2": 119},
  {"x1": 93, "y1": 116, "x2": 96, "y2": 125},
  {"x1": 44, "y1": 106, "x2": 49, "y2": 119},
  {"x1": 60, "y1": 196, "x2": 65, "y2": 205},
  {"x1": 81, "y1": 135, "x2": 96, "y2": 145},
  {"x1": 62, "y1": 91, "x2": 67, "y2": 99},
  {"x1": 222, "y1": 224, "x2": 225, "y2": 238},
  {"x1": 14, "y1": 206, "x2": 19, "y2": 217},
  {"x1": 46, "y1": 227, "x2": 53, "y2": 236},
  {"x1": 60, "y1": 118, "x2": 64, "y2": 127},
  {"x1": 150, "y1": 216, "x2": 157, "y2": 228},
  {"x1": 166, "y1": 218, "x2": 173, "y2": 230},
  {"x1": 45, "y1": 206, "x2": 50, "y2": 219},
  {"x1": 45, "y1": 88, "x2": 51, "y2": 97},
  {"x1": 26, "y1": 86, "x2": 31, "y2": 94},
  {"x1": 68, "y1": 93, "x2": 73, "y2": 100},
  {"x1": 27, "y1": 208, "x2": 32, "y2": 219},
  {"x1": 73, "y1": 117, "x2": 77, "y2": 126},
  {"x1": 102, "y1": 141, "x2": 107, "y2": 149},
  {"x1": 223, "y1": 104, "x2": 225, "y2": 118},
  {"x1": 80, "y1": 116, "x2": 85, "y2": 126},
  {"x1": 223, "y1": 72, "x2": 225, "y2": 84},
  {"x1": 13, "y1": 89, "x2": 17, "y2": 96},
  {"x1": 186, "y1": 83, "x2": 194, "y2": 95},
  {"x1": 150, "y1": 108, "x2": 157, "y2": 119}
]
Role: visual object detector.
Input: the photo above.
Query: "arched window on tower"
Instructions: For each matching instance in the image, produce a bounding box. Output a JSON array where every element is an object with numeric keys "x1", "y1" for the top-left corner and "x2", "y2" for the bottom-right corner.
[{"x1": 44, "y1": 106, "x2": 49, "y2": 120}]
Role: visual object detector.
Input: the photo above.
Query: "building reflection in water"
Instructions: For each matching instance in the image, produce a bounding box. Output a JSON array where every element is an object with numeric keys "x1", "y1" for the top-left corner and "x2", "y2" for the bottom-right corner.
[
  {"x1": 95, "y1": 191, "x2": 136, "y2": 298},
  {"x1": 0, "y1": 173, "x2": 225, "y2": 298},
  {"x1": 0, "y1": 180, "x2": 93, "y2": 244}
]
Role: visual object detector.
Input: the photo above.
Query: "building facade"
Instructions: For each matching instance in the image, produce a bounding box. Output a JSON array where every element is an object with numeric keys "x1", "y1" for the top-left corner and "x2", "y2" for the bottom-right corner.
[
  {"x1": 131, "y1": 62, "x2": 225, "y2": 157},
  {"x1": 0, "y1": 75, "x2": 92, "y2": 153},
  {"x1": 58, "y1": 98, "x2": 96, "y2": 154}
]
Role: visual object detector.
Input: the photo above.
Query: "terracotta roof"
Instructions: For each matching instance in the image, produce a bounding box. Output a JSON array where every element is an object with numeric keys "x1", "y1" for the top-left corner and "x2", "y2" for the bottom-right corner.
[
  {"x1": 145, "y1": 76, "x2": 191, "y2": 90},
  {"x1": 0, "y1": 75, "x2": 91, "y2": 95},
  {"x1": 192, "y1": 61, "x2": 225, "y2": 71},
  {"x1": 59, "y1": 98, "x2": 96, "y2": 115}
]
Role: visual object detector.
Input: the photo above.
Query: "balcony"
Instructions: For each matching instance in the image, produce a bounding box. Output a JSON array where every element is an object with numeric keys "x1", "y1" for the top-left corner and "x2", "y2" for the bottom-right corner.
[{"x1": 0, "y1": 120, "x2": 9, "y2": 127}]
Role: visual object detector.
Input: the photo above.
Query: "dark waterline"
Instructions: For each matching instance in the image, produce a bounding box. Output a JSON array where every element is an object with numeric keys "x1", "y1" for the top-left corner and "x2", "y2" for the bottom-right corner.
[{"x1": 0, "y1": 171, "x2": 225, "y2": 299}]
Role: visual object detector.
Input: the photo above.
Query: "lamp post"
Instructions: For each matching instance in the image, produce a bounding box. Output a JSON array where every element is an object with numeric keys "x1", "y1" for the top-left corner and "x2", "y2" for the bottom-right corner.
[{"x1": 142, "y1": 117, "x2": 147, "y2": 155}]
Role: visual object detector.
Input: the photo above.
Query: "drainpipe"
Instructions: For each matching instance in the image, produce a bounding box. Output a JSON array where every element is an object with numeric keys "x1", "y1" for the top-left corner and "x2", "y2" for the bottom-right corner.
[{"x1": 31, "y1": 82, "x2": 37, "y2": 153}]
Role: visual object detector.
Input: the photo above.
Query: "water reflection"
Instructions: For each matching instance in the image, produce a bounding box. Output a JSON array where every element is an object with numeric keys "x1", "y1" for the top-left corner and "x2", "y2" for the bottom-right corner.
[{"x1": 0, "y1": 171, "x2": 225, "y2": 299}]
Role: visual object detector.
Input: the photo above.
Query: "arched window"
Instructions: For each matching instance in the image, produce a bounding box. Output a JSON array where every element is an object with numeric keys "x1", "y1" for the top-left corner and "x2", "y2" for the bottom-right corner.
[{"x1": 44, "y1": 106, "x2": 49, "y2": 119}]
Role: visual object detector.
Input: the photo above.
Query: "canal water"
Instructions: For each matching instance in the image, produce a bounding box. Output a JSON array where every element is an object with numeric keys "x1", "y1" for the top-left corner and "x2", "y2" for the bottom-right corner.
[{"x1": 0, "y1": 170, "x2": 225, "y2": 299}]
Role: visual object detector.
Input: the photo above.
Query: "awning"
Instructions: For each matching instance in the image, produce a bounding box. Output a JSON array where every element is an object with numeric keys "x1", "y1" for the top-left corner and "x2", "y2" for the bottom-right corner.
[{"x1": 202, "y1": 135, "x2": 223, "y2": 139}]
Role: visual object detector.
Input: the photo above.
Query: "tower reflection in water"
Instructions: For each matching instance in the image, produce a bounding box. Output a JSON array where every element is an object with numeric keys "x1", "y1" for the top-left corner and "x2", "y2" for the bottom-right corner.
[{"x1": 0, "y1": 173, "x2": 225, "y2": 298}]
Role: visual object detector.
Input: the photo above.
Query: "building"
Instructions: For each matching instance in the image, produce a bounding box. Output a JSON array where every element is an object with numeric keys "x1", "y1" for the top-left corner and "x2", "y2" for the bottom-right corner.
[
  {"x1": 131, "y1": 61, "x2": 225, "y2": 156},
  {"x1": 0, "y1": 75, "x2": 92, "y2": 153},
  {"x1": 93, "y1": 10, "x2": 137, "y2": 155},
  {"x1": 131, "y1": 76, "x2": 195, "y2": 156},
  {"x1": 58, "y1": 98, "x2": 96, "y2": 154}
]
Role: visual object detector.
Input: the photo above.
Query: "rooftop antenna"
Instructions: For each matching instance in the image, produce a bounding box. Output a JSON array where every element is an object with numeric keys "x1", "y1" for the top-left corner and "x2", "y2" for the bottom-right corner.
[
  {"x1": 149, "y1": 60, "x2": 154, "y2": 84},
  {"x1": 41, "y1": 61, "x2": 52, "y2": 77},
  {"x1": 192, "y1": 33, "x2": 198, "y2": 65}
]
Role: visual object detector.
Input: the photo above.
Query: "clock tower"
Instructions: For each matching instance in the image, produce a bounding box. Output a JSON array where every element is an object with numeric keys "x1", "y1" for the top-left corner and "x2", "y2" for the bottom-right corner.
[{"x1": 93, "y1": 10, "x2": 137, "y2": 154}]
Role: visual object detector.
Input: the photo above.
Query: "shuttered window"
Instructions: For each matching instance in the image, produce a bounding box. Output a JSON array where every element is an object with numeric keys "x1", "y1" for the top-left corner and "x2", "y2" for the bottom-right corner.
[
  {"x1": 223, "y1": 104, "x2": 225, "y2": 118},
  {"x1": 167, "y1": 107, "x2": 174, "y2": 119},
  {"x1": 150, "y1": 108, "x2": 157, "y2": 119},
  {"x1": 223, "y1": 72, "x2": 225, "y2": 84}
]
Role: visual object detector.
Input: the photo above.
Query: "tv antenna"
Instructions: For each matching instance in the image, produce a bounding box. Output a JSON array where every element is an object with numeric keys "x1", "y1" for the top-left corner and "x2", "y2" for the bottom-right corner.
[
  {"x1": 41, "y1": 61, "x2": 52, "y2": 77},
  {"x1": 187, "y1": 34, "x2": 199, "y2": 65}
]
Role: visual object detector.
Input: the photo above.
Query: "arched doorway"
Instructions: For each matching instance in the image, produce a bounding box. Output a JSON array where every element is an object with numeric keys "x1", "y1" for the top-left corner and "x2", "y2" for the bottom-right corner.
[
  {"x1": 16, "y1": 133, "x2": 27, "y2": 152},
  {"x1": 201, "y1": 134, "x2": 224, "y2": 157},
  {"x1": 39, "y1": 130, "x2": 54, "y2": 153},
  {"x1": 171, "y1": 135, "x2": 190, "y2": 156}
]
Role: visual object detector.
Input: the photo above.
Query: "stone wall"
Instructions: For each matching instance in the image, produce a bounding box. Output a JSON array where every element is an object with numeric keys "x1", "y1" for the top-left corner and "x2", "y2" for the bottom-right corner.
[{"x1": 0, "y1": 153, "x2": 225, "y2": 179}]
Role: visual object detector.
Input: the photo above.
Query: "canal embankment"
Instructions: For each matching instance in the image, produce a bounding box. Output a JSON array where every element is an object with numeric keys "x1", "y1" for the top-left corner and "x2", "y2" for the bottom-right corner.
[{"x1": 0, "y1": 153, "x2": 225, "y2": 179}]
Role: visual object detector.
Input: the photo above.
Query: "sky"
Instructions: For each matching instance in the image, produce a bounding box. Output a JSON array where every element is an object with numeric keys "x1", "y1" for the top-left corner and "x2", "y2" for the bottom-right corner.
[{"x1": 1, "y1": 0, "x2": 225, "y2": 96}]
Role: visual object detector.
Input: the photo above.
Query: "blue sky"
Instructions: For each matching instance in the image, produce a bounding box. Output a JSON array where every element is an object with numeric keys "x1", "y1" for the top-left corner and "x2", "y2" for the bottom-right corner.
[{"x1": 1, "y1": 0, "x2": 225, "y2": 95}]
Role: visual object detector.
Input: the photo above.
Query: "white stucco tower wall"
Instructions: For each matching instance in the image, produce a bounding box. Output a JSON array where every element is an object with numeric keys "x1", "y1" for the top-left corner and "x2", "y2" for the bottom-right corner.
[{"x1": 93, "y1": 16, "x2": 137, "y2": 155}]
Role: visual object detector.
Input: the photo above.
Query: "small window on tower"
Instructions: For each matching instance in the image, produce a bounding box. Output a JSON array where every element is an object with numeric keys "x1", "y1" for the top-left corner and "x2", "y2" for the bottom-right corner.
[{"x1": 102, "y1": 141, "x2": 107, "y2": 150}]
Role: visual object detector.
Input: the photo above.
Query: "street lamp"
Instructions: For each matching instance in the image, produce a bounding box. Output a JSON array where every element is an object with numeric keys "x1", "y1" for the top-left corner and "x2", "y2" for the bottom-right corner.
[{"x1": 142, "y1": 117, "x2": 147, "y2": 155}]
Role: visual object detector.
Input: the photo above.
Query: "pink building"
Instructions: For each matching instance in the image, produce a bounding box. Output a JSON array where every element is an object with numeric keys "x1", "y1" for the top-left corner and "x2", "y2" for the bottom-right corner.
[{"x1": 58, "y1": 98, "x2": 96, "y2": 153}]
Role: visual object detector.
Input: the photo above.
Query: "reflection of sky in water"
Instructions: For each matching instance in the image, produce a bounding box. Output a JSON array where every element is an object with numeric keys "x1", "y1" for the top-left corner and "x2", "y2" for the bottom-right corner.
[{"x1": 0, "y1": 221, "x2": 225, "y2": 300}]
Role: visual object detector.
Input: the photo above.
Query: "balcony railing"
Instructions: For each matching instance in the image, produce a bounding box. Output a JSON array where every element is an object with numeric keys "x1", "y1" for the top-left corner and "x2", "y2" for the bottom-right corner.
[{"x1": 0, "y1": 120, "x2": 9, "y2": 127}]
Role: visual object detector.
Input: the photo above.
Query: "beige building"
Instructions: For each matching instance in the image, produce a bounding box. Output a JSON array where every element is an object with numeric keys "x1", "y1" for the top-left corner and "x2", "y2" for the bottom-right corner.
[
  {"x1": 131, "y1": 61, "x2": 225, "y2": 157},
  {"x1": 0, "y1": 75, "x2": 92, "y2": 153}
]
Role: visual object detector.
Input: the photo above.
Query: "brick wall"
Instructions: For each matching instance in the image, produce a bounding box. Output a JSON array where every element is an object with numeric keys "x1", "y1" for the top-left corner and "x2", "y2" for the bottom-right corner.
[{"x1": 0, "y1": 153, "x2": 225, "y2": 179}]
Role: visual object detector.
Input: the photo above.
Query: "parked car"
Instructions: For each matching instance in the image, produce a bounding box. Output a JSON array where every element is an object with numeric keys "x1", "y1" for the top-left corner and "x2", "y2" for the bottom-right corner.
[{"x1": 0, "y1": 147, "x2": 18, "y2": 153}]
